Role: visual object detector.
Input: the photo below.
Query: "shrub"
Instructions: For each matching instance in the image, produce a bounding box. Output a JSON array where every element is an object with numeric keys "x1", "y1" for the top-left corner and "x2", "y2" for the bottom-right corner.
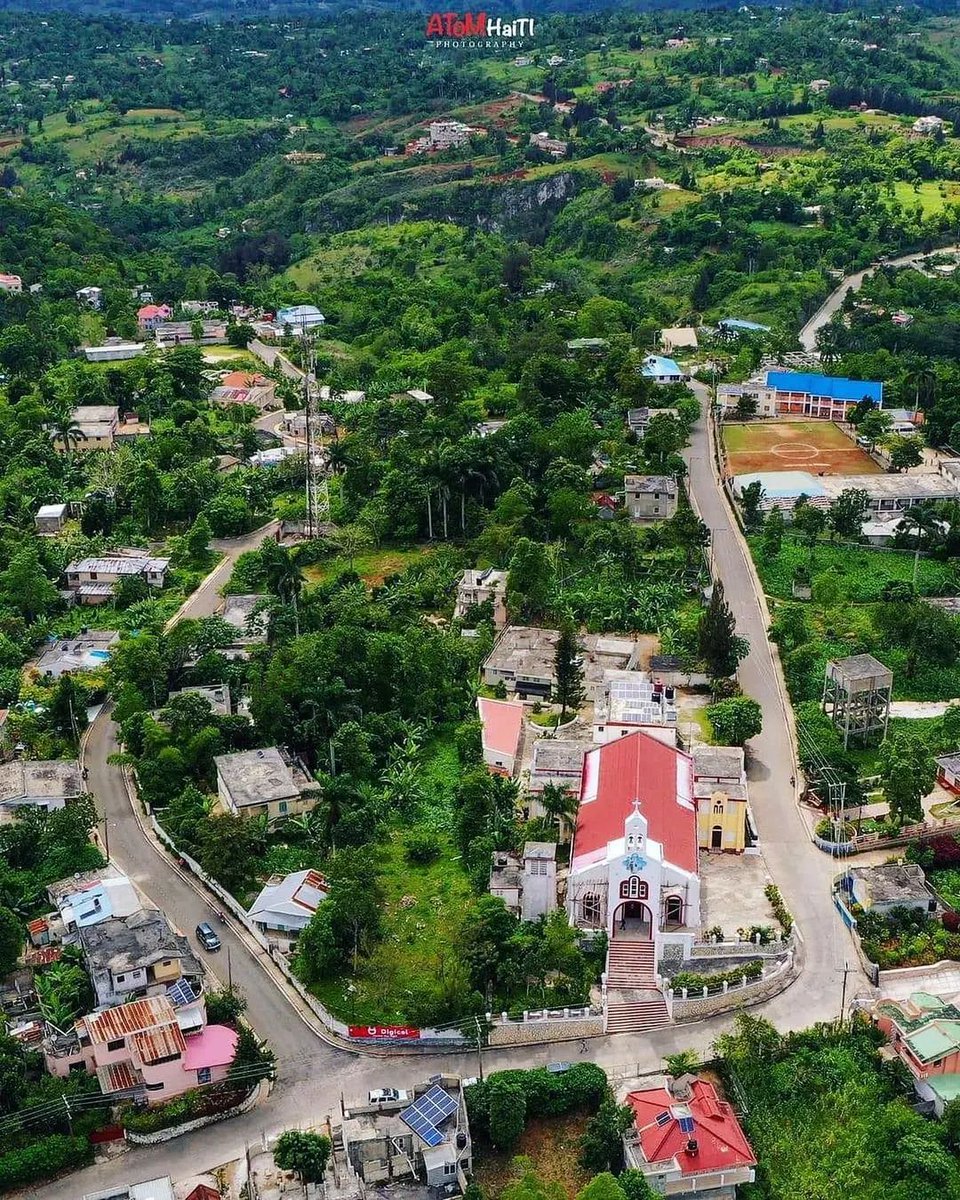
[
  {"x1": 487, "y1": 1075, "x2": 526, "y2": 1150},
  {"x1": 670, "y1": 960, "x2": 764, "y2": 993},
  {"x1": 0, "y1": 1136, "x2": 91, "y2": 1189},
  {"x1": 925, "y1": 834, "x2": 960, "y2": 869},
  {"x1": 274, "y1": 1130, "x2": 332, "y2": 1183},
  {"x1": 405, "y1": 828, "x2": 442, "y2": 866},
  {"x1": 944, "y1": 910, "x2": 960, "y2": 933},
  {"x1": 206, "y1": 987, "x2": 247, "y2": 1026},
  {"x1": 765, "y1": 883, "x2": 793, "y2": 933}
]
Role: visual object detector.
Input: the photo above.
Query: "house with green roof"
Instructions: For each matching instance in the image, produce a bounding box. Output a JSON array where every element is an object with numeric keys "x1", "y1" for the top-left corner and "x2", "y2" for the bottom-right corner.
[{"x1": 876, "y1": 992, "x2": 960, "y2": 1115}]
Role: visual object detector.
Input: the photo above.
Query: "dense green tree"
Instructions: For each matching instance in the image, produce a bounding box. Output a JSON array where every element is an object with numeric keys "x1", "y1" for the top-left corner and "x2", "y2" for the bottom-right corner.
[
  {"x1": 487, "y1": 1074, "x2": 527, "y2": 1150},
  {"x1": 698, "y1": 581, "x2": 747, "y2": 680},
  {"x1": 878, "y1": 732, "x2": 936, "y2": 824},
  {"x1": 554, "y1": 621, "x2": 585, "y2": 720},
  {"x1": 706, "y1": 696, "x2": 763, "y2": 746},
  {"x1": 0, "y1": 906, "x2": 22, "y2": 978},
  {"x1": 579, "y1": 1101, "x2": 634, "y2": 1173},
  {"x1": 274, "y1": 1131, "x2": 332, "y2": 1183}
]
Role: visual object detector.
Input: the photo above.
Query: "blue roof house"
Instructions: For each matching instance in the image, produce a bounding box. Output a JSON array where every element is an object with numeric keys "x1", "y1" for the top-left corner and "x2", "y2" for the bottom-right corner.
[
  {"x1": 764, "y1": 370, "x2": 882, "y2": 418},
  {"x1": 641, "y1": 354, "x2": 685, "y2": 383}
]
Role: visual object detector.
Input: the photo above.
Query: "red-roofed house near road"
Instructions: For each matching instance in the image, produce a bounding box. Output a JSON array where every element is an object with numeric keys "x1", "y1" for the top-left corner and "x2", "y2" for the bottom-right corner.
[
  {"x1": 568, "y1": 730, "x2": 700, "y2": 1034},
  {"x1": 624, "y1": 1075, "x2": 756, "y2": 1199},
  {"x1": 477, "y1": 696, "x2": 525, "y2": 776}
]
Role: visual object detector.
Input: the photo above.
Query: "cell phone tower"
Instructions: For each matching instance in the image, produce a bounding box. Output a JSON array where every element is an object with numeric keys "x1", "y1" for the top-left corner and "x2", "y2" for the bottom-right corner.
[{"x1": 297, "y1": 325, "x2": 330, "y2": 539}]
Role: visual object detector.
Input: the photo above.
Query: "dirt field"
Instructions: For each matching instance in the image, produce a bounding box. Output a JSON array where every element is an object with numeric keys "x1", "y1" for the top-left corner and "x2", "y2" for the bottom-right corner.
[
  {"x1": 473, "y1": 1113, "x2": 593, "y2": 1199},
  {"x1": 722, "y1": 420, "x2": 881, "y2": 477}
]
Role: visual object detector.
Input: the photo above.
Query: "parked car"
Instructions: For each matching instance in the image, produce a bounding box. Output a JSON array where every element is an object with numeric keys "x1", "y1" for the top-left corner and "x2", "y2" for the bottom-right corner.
[
  {"x1": 368, "y1": 1088, "x2": 410, "y2": 1104},
  {"x1": 546, "y1": 1061, "x2": 573, "y2": 1074},
  {"x1": 195, "y1": 921, "x2": 221, "y2": 952}
]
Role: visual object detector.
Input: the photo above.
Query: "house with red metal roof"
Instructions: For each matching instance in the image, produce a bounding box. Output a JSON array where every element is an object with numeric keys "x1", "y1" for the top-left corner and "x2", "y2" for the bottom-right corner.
[
  {"x1": 624, "y1": 1075, "x2": 755, "y2": 1198},
  {"x1": 567, "y1": 730, "x2": 699, "y2": 1034},
  {"x1": 43, "y1": 993, "x2": 239, "y2": 1105},
  {"x1": 477, "y1": 696, "x2": 525, "y2": 776}
]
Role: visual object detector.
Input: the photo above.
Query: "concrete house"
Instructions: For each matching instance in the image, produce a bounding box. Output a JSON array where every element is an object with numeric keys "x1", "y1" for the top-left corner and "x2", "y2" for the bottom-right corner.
[
  {"x1": 454, "y1": 567, "x2": 508, "y2": 627},
  {"x1": 66, "y1": 406, "x2": 119, "y2": 451},
  {"x1": 693, "y1": 745, "x2": 749, "y2": 853},
  {"x1": 624, "y1": 1075, "x2": 756, "y2": 1199},
  {"x1": 489, "y1": 842, "x2": 558, "y2": 922},
  {"x1": 82, "y1": 340, "x2": 146, "y2": 363},
  {"x1": 340, "y1": 1076, "x2": 472, "y2": 1194},
  {"x1": 843, "y1": 863, "x2": 937, "y2": 917},
  {"x1": 875, "y1": 992, "x2": 960, "y2": 1115},
  {"x1": 34, "y1": 629, "x2": 119, "y2": 678},
  {"x1": 76, "y1": 286, "x2": 103, "y2": 309},
  {"x1": 477, "y1": 696, "x2": 524, "y2": 777},
  {"x1": 44, "y1": 994, "x2": 238, "y2": 1105},
  {"x1": 35, "y1": 502, "x2": 68, "y2": 534},
  {"x1": 47, "y1": 866, "x2": 142, "y2": 935},
  {"x1": 641, "y1": 355, "x2": 685, "y2": 384},
  {"x1": 65, "y1": 550, "x2": 169, "y2": 604},
  {"x1": 624, "y1": 475, "x2": 679, "y2": 521},
  {"x1": 247, "y1": 868, "x2": 328, "y2": 941},
  {"x1": 137, "y1": 304, "x2": 172, "y2": 332},
  {"x1": 0, "y1": 273, "x2": 23, "y2": 293},
  {"x1": 78, "y1": 909, "x2": 203, "y2": 1008},
  {"x1": 0, "y1": 759, "x2": 82, "y2": 813},
  {"x1": 483, "y1": 626, "x2": 638, "y2": 700},
  {"x1": 210, "y1": 372, "x2": 278, "y2": 412},
  {"x1": 214, "y1": 747, "x2": 319, "y2": 826}
]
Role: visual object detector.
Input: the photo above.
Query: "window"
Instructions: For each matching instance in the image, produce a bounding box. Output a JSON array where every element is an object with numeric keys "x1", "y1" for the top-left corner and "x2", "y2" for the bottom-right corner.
[
  {"x1": 278, "y1": 800, "x2": 288, "y2": 815},
  {"x1": 90, "y1": 572, "x2": 98, "y2": 580},
  {"x1": 443, "y1": 1164, "x2": 457, "y2": 1177},
  {"x1": 581, "y1": 893, "x2": 601, "y2": 925},
  {"x1": 713, "y1": 800, "x2": 724, "y2": 814},
  {"x1": 145, "y1": 1081, "x2": 165, "y2": 1092},
  {"x1": 620, "y1": 877, "x2": 648, "y2": 900},
  {"x1": 665, "y1": 896, "x2": 684, "y2": 925},
  {"x1": 197, "y1": 1067, "x2": 212, "y2": 1084},
  {"x1": 106, "y1": 1038, "x2": 124, "y2": 1051},
  {"x1": 115, "y1": 974, "x2": 125, "y2": 983}
]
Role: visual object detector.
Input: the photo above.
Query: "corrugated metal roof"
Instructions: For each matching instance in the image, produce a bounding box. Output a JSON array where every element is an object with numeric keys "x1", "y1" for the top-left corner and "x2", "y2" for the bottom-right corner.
[
  {"x1": 84, "y1": 996, "x2": 178, "y2": 1043},
  {"x1": 765, "y1": 370, "x2": 882, "y2": 403},
  {"x1": 97, "y1": 1060, "x2": 145, "y2": 1093},
  {"x1": 133, "y1": 1023, "x2": 186, "y2": 1064}
]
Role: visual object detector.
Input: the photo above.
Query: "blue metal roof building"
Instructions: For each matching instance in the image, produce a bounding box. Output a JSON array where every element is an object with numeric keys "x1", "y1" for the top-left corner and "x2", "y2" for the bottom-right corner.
[
  {"x1": 642, "y1": 354, "x2": 684, "y2": 380},
  {"x1": 765, "y1": 370, "x2": 882, "y2": 405},
  {"x1": 719, "y1": 317, "x2": 771, "y2": 334}
]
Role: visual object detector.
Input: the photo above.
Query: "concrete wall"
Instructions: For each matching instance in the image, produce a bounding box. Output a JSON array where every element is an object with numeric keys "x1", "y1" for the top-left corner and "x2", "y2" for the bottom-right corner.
[
  {"x1": 672, "y1": 951, "x2": 799, "y2": 1022},
  {"x1": 488, "y1": 1016, "x2": 604, "y2": 1046}
]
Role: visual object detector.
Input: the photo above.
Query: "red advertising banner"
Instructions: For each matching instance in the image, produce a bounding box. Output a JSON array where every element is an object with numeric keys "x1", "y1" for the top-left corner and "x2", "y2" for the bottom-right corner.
[{"x1": 349, "y1": 1025, "x2": 421, "y2": 1040}]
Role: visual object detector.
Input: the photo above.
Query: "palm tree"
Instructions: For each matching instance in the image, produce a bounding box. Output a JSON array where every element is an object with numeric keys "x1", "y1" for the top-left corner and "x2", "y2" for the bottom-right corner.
[
  {"x1": 539, "y1": 782, "x2": 579, "y2": 842},
  {"x1": 898, "y1": 503, "x2": 942, "y2": 588},
  {"x1": 50, "y1": 408, "x2": 83, "y2": 460}
]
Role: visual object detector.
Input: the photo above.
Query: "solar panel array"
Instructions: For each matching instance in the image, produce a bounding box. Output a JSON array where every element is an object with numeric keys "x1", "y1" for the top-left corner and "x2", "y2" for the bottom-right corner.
[
  {"x1": 399, "y1": 1085, "x2": 458, "y2": 1147},
  {"x1": 608, "y1": 677, "x2": 676, "y2": 726},
  {"x1": 678, "y1": 1115, "x2": 695, "y2": 1135},
  {"x1": 654, "y1": 1111, "x2": 671, "y2": 1127},
  {"x1": 167, "y1": 978, "x2": 198, "y2": 1008}
]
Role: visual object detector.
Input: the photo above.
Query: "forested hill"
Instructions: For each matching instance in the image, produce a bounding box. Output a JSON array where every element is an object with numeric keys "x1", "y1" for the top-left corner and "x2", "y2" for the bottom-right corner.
[{"x1": 14, "y1": 0, "x2": 960, "y2": 20}]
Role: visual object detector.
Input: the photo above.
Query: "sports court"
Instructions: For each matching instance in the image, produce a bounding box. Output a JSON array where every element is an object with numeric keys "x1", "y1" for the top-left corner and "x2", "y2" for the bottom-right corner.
[{"x1": 722, "y1": 420, "x2": 881, "y2": 477}]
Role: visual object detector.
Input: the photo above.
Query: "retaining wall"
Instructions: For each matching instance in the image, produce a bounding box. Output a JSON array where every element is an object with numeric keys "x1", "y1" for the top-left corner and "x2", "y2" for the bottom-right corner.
[
  {"x1": 124, "y1": 1080, "x2": 264, "y2": 1145},
  {"x1": 672, "y1": 944, "x2": 801, "y2": 1022},
  {"x1": 488, "y1": 1016, "x2": 604, "y2": 1046}
]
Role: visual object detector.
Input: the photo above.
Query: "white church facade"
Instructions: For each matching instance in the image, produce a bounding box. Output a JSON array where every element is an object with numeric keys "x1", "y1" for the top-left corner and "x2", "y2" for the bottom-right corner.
[{"x1": 566, "y1": 730, "x2": 701, "y2": 1033}]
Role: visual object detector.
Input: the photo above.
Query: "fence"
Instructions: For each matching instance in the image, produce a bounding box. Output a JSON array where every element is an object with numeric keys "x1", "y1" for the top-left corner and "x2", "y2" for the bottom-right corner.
[
  {"x1": 670, "y1": 948, "x2": 799, "y2": 1022},
  {"x1": 815, "y1": 817, "x2": 960, "y2": 856}
]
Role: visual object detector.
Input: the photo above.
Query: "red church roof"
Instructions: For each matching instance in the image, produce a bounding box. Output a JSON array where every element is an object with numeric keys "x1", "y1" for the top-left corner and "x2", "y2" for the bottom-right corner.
[
  {"x1": 626, "y1": 1079, "x2": 755, "y2": 1177},
  {"x1": 572, "y1": 730, "x2": 696, "y2": 873}
]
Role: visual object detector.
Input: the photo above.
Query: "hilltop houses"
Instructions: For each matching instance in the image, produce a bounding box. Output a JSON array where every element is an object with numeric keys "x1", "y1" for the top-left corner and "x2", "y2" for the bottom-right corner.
[
  {"x1": 65, "y1": 549, "x2": 169, "y2": 604},
  {"x1": 214, "y1": 746, "x2": 319, "y2": 826}
]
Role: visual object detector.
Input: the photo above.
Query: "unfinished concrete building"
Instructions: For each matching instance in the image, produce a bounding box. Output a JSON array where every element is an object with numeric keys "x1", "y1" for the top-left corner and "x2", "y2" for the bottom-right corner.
[{"x1": 822, "y1": 653, "x2": 892, "y2": 747}]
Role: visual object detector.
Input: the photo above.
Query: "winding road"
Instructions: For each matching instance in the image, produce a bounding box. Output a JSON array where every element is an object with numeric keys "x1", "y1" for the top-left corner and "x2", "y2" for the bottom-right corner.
[{"x1": 32, "y1": 389, "x2": 864, "y2": 1197}]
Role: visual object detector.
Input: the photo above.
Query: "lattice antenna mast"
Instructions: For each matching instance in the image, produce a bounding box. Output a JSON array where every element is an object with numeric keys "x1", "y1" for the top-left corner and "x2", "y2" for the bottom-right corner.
[{"x1": 299, "y1": 326, "x2": 330, "y2": 538}]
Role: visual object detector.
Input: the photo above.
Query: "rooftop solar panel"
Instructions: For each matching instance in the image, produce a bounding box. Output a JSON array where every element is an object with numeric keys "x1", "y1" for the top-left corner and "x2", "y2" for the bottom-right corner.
[
  {"x1": 399, "y1": 1085, "x2": 458, "y2": 1147},
  {"x1": 654, "y1": 1111, "x2": 671, "y2": 1127},
  {"x1": 678, "y1": 1115, "x2": 695, "y2": 1134},
  {"x1": 167, "y1": 978, "x2": 197, "y2": 1008}
]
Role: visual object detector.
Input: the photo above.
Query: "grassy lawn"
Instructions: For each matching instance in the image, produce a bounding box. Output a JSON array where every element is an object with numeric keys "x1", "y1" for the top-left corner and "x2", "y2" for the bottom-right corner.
[
  {"x1": 751, "y1": 535, "x2": 959, "y2": 602},
  {"x1": 303, "y1": 545, "x2": 436, "y2": 587},
  {"x1": 474, "y1": 1113, "x2": 593, "y2": 1200},
  {"x1": 889, "y1": 179, "x2": 960, "y2": 217},
  {"x1": 197, "y1": 347, "x2": 258, "y2": 366}
]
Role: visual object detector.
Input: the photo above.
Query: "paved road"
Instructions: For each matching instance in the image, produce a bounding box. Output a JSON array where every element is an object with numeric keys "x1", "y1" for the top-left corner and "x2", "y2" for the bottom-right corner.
[
  {"x1": 249, "y1": 339, "x2": 306, "y2": 384},
  {"x1": 686, "y1": 382, "x2": 860, "y2": 1017},
  {"x1": 31, "y1": 399, "x2": 860, "y2": 1197},
  {"x1": 799, "y1": 244, "x2": 960, "y2": 352}
]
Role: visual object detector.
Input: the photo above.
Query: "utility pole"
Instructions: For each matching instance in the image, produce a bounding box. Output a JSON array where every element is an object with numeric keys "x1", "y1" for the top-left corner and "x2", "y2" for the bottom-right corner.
[
  {"x1": 227, "y1": 945, "x2": 233, "y2": 993},
  {"x1": 474, "y1": 1016, "x2": 484, "y2": 1082},
  {"x1": 839, "y1": 961, "x2": 853, "y2": 1027}
]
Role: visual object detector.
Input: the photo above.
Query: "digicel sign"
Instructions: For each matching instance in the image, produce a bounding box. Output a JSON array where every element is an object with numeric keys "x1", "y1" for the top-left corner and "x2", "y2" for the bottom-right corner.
[{"x1": 426, "y1": 12, "x2": 535, "y2": 38}]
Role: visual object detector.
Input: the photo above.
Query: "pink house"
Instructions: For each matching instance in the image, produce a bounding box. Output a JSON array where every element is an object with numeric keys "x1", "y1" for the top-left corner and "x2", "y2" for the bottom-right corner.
[
  {"x1": 44, "y1": 995, "x2": 238, "y2": 1104},
  {"x1": 874, "y1": 992, "x2": 960, "y2": 1115},
  {"x1": 137, "y1": 304, "x2": 172, "y2": 332},
  {"x1": 477, "y1": 696, "x2": 525, "y2": 777}
]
